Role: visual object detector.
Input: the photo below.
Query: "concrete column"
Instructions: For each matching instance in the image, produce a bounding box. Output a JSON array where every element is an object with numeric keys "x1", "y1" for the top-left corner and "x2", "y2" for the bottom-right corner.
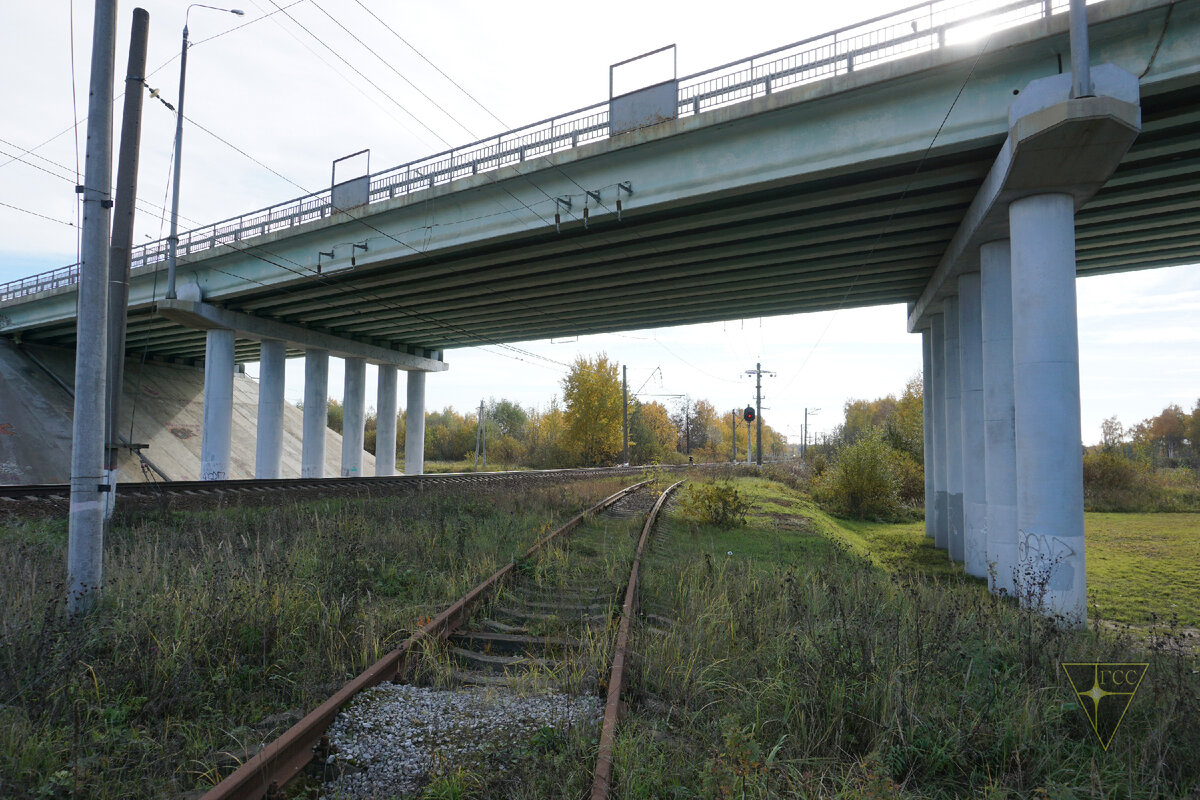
[
  {"x1": 405, "y1": 370, "x2": 426, "y2": 475},
  {"x1": 302, "y1": 349, "x2": 329, "y2": 479},
  {"x1": 376, "y1": 365, "x2": 398, "y2": 476},
  {"x1": 341, "y1": 357, "x2": 366, "y2": 477},
  {"x1": 255, "y1": 340, "x2": 286, "y2": 479},
  {"x1": 200, "y1": 328, "x2": 235, "y2": 481},
  {"x1": 1010, "y1": 193, "x2": 1086, "y2": 624},
  {"x1": 959, "y1": 272, "x2": 987, "y2": 578},
  {"x1": 943, "y1": 295, "x2": 964, "y2": 563},
  {"x1": 929, "y1": 314, "x2": 948, "y2": 550},
  {"x1": 921, "y1": 328, "x2": 935, "y2": 539},
  {"x1": 981, "y1": 239, "x2": 1018, "y2": 596}
]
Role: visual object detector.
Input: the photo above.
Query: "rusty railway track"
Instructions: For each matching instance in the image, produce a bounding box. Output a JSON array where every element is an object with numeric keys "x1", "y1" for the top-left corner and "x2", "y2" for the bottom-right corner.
[
  {"x1": 0, "y1": 464, "x2": 692, "y2": 506},
  {"x1": 197, "y1": 477, "x2": 684, "y2": 800}
]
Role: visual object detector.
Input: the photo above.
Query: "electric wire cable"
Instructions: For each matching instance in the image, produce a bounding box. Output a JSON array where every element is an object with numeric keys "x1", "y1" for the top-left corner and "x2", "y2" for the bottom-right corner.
[{"x1": 779, "y1": 28, "x2": 997, "y2": 392}]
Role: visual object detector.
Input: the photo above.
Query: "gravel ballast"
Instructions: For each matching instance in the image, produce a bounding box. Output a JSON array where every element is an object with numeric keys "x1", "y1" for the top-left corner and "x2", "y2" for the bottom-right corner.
[{"x1": 319, "y1": 683, "x2": 603, "y2": 798}]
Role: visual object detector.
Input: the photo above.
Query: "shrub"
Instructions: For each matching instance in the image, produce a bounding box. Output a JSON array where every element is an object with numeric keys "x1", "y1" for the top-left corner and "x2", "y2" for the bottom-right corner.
[
  {"x1": 813, "y1": 429, "x2": 902, "y2": 521},
  {"x1": 1080, "y1": 451, "x2": 1200, "y2": 512},
  {"x1": 677, "y1": 482, "x2": 751, "y2": 528},
  {"x1": 1083, "y1": 450, "x2": 1140, "y2": 493},
  {"x1": 889, "y1": 449, "x2": 926, "y2": 507}
]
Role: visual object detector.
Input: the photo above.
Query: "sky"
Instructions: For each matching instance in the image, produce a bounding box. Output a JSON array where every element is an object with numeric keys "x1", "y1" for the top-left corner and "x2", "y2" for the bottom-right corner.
[{"x1": 1, "y1": 0, "x2": 1196, "y2": 446}]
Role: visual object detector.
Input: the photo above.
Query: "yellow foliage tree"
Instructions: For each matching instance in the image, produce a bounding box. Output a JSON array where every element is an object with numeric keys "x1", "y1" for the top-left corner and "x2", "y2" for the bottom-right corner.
[{"x1": 562, "y1": 354, "x2": 623, "y2": 466}]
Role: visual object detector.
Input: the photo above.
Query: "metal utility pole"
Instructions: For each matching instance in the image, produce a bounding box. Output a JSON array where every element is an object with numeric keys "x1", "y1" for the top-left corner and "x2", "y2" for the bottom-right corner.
[
  {"x1": 684, "y1": 400, "x2": 690, "y2": 455},
  {"x1": 104, "y1": 7, "x2": 150, "y2": 519},
  {"x1": 68, "y1": 0, "x2": 118, "y2": 615},
  {"x1": 744, "y1": 363, "x2": 776, "y2": 466},
  {"x1": 165, "y1": 4, "x2": 244, "y2": 299},
  {"x1": 622, "y1": 364, "x2": 629, "y2": 465},
  {"x1": 803, "y1": 407, "x2": 820, "y2": 460},
  {"x1": 473, "y1": 399, "x2": 486, "y2": 470}
]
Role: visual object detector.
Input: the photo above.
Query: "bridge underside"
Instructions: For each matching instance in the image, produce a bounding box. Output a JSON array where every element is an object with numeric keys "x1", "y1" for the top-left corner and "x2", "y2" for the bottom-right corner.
[
  {"x1": 3, "y1": 0, "x2": 1198, "y2": 366},
  {"x1": 14, "y1": 79, "x2": 1199, "y2": 364}
]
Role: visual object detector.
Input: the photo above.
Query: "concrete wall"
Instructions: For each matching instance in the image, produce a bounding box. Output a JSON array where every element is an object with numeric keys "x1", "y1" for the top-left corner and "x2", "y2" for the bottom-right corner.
[{"x1": 0, "y1": 339, "x2": 374, "y2": 483}]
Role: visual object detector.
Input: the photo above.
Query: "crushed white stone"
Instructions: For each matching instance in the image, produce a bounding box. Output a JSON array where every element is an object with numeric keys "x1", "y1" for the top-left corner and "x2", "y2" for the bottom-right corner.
[{"x1": 319, "y1": 683, "x2": 603, "y2": 799}]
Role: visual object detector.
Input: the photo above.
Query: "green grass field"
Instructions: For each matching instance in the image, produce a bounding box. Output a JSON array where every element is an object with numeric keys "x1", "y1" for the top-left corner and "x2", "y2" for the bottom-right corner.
[
  {"x1": 803, "y1": 498, "x2": 1199, "y2": 628},
  {"x1": 1086, "y1": 512, "x2": 1200, "y2": 627}
]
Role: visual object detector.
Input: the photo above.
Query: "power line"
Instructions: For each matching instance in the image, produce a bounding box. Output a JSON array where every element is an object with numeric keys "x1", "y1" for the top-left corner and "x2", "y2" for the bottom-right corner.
[
  {"x1": 780, "y1": 30, "x2": 996, "y2": 392},
  {"x1": 307, "y1": 0, "x2": 477, "y2": 139},
  {"x1": 262, "y1": 0, "x2": 452, "y2": 147},
  {"x1": 0, "y1": 200, "x2": 77, "y2": 228},
  {"x1": 348, "y1": 0, "x2": 508, "y2": 130},
  {"x1": 0, "y1": 1, "x2": 306, "y2": 176}
]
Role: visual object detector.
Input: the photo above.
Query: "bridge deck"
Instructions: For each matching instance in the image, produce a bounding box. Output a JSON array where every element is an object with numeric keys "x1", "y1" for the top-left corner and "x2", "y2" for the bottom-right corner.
[{"x1": 1, "y1": 0, "x2": 1196, "y2": 363}]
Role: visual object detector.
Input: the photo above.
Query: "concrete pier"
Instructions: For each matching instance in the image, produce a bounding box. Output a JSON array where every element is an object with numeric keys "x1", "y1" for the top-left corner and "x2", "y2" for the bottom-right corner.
[
  {"x1": 341, "y1": 358, "x2": 366, "y2": 477},
  {"x1": 981, "y1": 239, "x2": 1018, "y2": 595},
  {"x1": 958, "y1": 272, "x2": 987, "y2": 577},
  {"x1": 200, "y1": 328, "x2": 235, "y2": 481},
  {"x1": 376, "y1": 365, "x2": 398, "y2": 476},
  {"x1": 302, "y1": 349, "x2": 329, "y2": 479},
  {"x1": 943, "y1": 296, "x2": 964, "y2": 563},
  {"x1": 1010, "y1": 194, "x2": 1087, "y2": 624},
  {"x1": 255, "y1": 340, "x2": 286, "y2": 479},
  {"x1": 921, "y1": 328, "x2": 934, "y2": 539},
  {"x1": 929, "y1": 314, "x2": 948, "y2": 550},
  {"x1": 405, "y1": 370, "x2": 425, "y2": 475}
]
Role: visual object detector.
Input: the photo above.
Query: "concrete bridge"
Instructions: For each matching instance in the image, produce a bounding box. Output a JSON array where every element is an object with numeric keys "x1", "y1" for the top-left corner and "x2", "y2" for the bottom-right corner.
[{"x1": 2, "y1": 0, "x2": 1199, "y2": 621}]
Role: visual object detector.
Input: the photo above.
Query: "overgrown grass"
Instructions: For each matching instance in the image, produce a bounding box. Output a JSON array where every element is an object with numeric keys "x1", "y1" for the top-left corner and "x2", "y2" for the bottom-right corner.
[
  {"x1": 525, "y1": 477, "x2": 1200, "y2": 797},
  {"x1": 1083, "y1": 452, "x2": 1200, "y2": 512},
  {"x1": 0, "y1": 477, "x2": 628, "y2": 799}
]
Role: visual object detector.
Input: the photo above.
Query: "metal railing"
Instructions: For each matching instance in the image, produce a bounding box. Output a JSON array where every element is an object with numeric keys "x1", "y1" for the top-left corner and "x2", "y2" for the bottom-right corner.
[{"x1": 0, "y1": 0, "x2": 1080, "y2": 304}]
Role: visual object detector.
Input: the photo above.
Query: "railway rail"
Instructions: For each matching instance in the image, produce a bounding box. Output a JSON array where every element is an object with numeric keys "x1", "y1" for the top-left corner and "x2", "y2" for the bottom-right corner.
[
  {"x1": 0, "y1": 463, "x2": 692, "y2": 508},
  {"x1": 197, "y1": 477, "x2": 683, "y2": 800}
]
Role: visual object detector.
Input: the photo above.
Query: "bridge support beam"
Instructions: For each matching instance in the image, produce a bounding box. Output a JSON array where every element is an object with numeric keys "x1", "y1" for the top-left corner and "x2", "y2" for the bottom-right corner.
[
  {"x1": 981, "y1": 239, "x2": 1018, "y2": 596},
  {"x1": 255, "y1": 340, "x2": 286, "y2": 479},
  {"x1": 302, "y1": 349, "x2": 329, "y2": 479},
  {"x1": 943, "y1": 296, "x2": 964, "y2": 563},
  {"x1": 200, "y1": 328, "x2": 235, "y2": 481},
  {"x1": 376, "y1": 365, "x2": 398, "y2": 476},
  {"x1": 341, "y1": 358, "x2": 366, "y2": 477},
  {"x1": 958, "y1": 272, "x2": 987, "y2": 577},
  {"x1": 405, "y1": 370, "x2": 425, "y2": 475},
  {"x1": 921, "y1": 328, "x2": 934, "y2": 539},
  {"x1": 929, "y1": 314, "x2": 947, "y2": 550},
  {"x1": 1010, "y1": 194, "x2": 1086, "y2": 624}
]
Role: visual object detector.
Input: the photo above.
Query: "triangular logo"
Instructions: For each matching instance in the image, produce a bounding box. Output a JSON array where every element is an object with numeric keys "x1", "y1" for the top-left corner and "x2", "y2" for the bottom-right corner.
[{"x1": 1061, "y1": 662, "x2": 1148, "y2": 750}]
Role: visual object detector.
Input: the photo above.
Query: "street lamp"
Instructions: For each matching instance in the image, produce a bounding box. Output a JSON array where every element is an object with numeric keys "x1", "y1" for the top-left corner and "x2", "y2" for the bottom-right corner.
[{"x1": 166, "y1": 4, "x2": 244, "y2": 300}]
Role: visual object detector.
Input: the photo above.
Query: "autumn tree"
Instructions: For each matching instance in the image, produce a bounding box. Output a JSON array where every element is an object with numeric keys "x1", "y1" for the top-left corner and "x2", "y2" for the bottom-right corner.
[
  {"x1": 526, "y1": 399, "x2": 570, "y2": 468},
  {"x1": 629, "y1": 400, "x2": 677, "y2": 464},
  {"x1": 562, "y1": 354, "x2": 623, "y2": 466},
  {"x1": 1148, "y1": 404, "x2": 1187, "y2": 459},
  {"x1": 1100, "y1": 415, "x2": 1124, "y2": 450},
  {"x1": 842, "y1": 395, "x2": 898, "y2": 444},
  {"x1": 488, "y1": 398, "x2": 529, "y2": 439},
  {"x1": 885, "y1": 374, "x2": 924, "y2": 461}
]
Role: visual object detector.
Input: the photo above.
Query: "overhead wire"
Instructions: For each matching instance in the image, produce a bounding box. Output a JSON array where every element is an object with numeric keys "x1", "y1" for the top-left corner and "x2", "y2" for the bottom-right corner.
[
  {"x1": 348, "y1": 0, "x2": 509, "y2": 130},
  {"x1": 0, "y1": 200, "x2": 77, "y2": 228},
  {"x1": 778, "y1": 29, "x2": 997, "y2": 392},
  {"x1": 0, "y1": 1, "x2": 307, "y2": 174}
]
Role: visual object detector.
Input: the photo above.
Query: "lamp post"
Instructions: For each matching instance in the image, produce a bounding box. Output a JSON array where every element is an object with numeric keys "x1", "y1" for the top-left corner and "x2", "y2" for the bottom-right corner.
[{"x1": 165, "y1": 4, "x2": 244, "y2": 300}]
